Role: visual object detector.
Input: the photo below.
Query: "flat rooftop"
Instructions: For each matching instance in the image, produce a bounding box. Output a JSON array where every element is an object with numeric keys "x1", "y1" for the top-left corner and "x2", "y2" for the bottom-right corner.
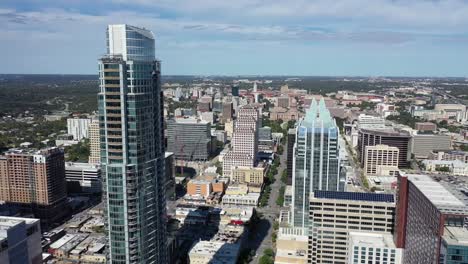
[
  {"x1": 406, "y1": 174, "x2": 468, "y2": 214},
  {"x1": 443, "y1": 226, "x2": 468, "y2": 246},
  {"x1": 349, "y1": 232, "x2": 397, "y2": 248},
  {"x1": 314, "y1": 190, "x2": 394, "y2": 203}
]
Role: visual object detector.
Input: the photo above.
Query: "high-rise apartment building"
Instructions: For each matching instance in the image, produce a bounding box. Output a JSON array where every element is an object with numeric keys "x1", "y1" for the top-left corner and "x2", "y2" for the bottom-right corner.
[
  {"x1": 67, "y1": 118, "x2": 91, "y2": 140},
  {"x1": 99, "y1": 24, "x2": 167, "y2": 263},
  {"x1": 364, "y1": 144, "x2": 399, "y2": 176},
  {"x1": 291, "y1": 99, "x2": 343, "y2": 228},
  {"x1": 308, "y1": 191, "x2": 396, "y2": 264},
  {"x1": 88, "y1": 119, "x2": 100, "y2": 164},
  {"x1": 358, "y1": 128, "x2": 411, "y2": 168},
  {"x1": 0, "y1": 147, "x2": 67, "y2": 226},
  {"x1": 394, "y1": 174, "x2": 468, "y2": 264},
  {"x1": 0, "y1": 216, "x2": 42, "y2": 264}
]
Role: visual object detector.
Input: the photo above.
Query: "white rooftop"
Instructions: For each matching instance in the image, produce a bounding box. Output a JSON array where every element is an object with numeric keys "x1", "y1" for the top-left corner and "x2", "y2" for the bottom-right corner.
[
  {"x1": 349, "y1": 232, "x2": 397, "y2": 248},
  {"x1": 444, "y1": 226, "x2": 468, "y2": 246},
  {"x1": 406, "y1": 174, "x2": 468, "y2": 213}
]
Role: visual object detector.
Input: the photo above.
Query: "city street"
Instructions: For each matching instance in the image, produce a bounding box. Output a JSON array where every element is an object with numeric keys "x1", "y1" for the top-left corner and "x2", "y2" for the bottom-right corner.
[{"x1": 249, "y1": 141, "x2": 288, "y2": 263}]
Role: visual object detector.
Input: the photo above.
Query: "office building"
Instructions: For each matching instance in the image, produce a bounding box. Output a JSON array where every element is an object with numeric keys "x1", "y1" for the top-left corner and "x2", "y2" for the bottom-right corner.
[
  {"x1": 166, "y1": 118, "x2": 212, "y2": 161},
  {"x1": 394, "y1": 174, "x2": 468, "y2": 264},
  {"x1": 67, "y1": 118, "x2": 91, "y2": 140},
  {"x1": 348, "y1": 232, "x2": 403, "y2": 264},
  {"x1": 188, "y1": 241, "x2": 240, "y2": 264},
  {"x1": 308, "y1": 191, "x2": 396, "y2": 264},
  {"x1": 0, "y1": 216, "x2": 42, "y2": 264},
  {"x1": 186, "y1": 179, "x2": 213, "y2": 198},
  {"x1": 88, "y1": 119, "x2": 100, "y2": 164},
  {"x1": 277, "y1": 96, "x2": 290, "y2": 108},
  {"x1": 411, "y1": 134, "x2": 451, "y2": 159},
  {"x1": 259, "y1": 126, "x2": 272, "y2": 140},
  {"x1": 212, "y1": 100, "x2": 223, "y2": 113},
  {"x1": 222, "y1": 152, "x2": 254, "y2": 177},
  {"x1": 364, "y1": 144, "x2": 399, "y2": 176},
  {"x1": 223, "y1": 105, "x2": 259, "y2": 177},
  {"x1": 275, "y1": 227, "x2": 308, "y2": 264},
  {"x1": 222, "y1": 192, "x2": 260, "y2": 206},
  {"x1": 99, "y1": 24, "x2": 167, "y2": 263},
  {"x1": 0, "y1": 147, "x2": 67, "y2": 225},
  {"x1": 358, "y1": 128, "x2": 411, "y2": 168},
  {"x1": 441, "y1": 226, "x2": 468, "y2": 264},
  {"x1": 429, "y1": 150, "x2": 468, "y2": 163},
  {"x1": 422, "y1": 159, "x2": 468, "y2": 176},
  {"x1": 415, "y1": 122, "x2": 437, "y2": 132},
  {"x1": 434, "y1": 104, "x2": 467, "y2": 120},
  {"x1": 230, "y1": 166, "x2": 264, "y2": 185},
  {"x1": 65, "y1": 162, "x2": 102, "y2": 193},
  {"x1": 164, "y1": 152, "x2": 176, "y2": 200},
  {"x1": 197, "y1": 101, "x2": 211, "y2": 112},
  {"x1": 357, "y1": 114, "x2": 386, "y2": 129},
  {"x1": 291, "y1": 99, "x2": 343, "y2": 228},
  {"x1": 287, "y1": 128, "x2": 296, "y2": 185},
  {"x1": 222, "y1": 101, "x2": 233, "y2": 123},
  {"x1": 231, "y1": 85, "x2": 239, "y2": 97}
]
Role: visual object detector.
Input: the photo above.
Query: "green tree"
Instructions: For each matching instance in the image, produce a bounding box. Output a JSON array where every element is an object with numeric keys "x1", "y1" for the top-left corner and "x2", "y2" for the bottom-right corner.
[
  {"x1": 65, "y1": 139, "x2": 90, "y2": 162},
  {"x1": 259, "y1": 255, "x2": 274, "y2": 264},
  {"x1": 435, "y1": 166, "x2": 450, "y2": 172},
  {"x1": 263, "y1": 248, "x2": 275, "y2": 257}
]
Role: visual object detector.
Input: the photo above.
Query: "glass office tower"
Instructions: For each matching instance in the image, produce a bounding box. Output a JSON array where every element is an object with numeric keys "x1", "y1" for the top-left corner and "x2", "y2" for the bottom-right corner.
[
  {"x1": 98, "y1": 24, "x2": 167, "y2": 264},
  {"x1": 291, "y1": 98, "x2": 344, "y2": 228}
]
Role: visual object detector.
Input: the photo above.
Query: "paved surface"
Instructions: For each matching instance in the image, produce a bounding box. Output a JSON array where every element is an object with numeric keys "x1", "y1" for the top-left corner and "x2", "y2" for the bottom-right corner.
[{"x1": 249, "y1": 142, "x2": 288, "y2": 263}]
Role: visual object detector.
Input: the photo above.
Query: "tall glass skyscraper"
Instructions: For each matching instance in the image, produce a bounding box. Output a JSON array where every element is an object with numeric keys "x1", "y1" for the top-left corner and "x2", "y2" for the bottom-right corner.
[
  {"x1": 291, "y1": 98, "x2": 344, "y2": 228},
  {"x1": 98, "y1": 25, "x2": 167, "y2": 264}
]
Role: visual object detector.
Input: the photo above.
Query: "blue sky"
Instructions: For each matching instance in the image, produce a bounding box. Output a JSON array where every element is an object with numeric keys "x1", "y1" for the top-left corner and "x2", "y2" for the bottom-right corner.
[{"x1": 1, "y1": 0, "x2": 468, "y2": 76}]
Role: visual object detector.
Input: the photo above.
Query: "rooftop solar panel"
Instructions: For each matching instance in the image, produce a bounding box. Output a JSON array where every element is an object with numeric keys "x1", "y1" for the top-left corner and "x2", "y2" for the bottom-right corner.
[{"x1": 314, "y1": 191, "x2": 394, "y2": 203}]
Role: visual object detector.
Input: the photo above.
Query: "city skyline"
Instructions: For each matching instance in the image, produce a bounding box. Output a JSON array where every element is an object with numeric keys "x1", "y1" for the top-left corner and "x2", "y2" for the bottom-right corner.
[{"x1": 2, "y1": 0, "x2": 468, "y2": 77}]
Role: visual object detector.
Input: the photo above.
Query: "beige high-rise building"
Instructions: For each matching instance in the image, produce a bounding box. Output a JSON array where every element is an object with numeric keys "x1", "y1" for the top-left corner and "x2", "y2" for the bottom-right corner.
[
  {"x1": 0, "y1": 147, "x2": 67, "y2": 225},
  {"x1": 364, "y1": 144, "x2": 399, "y2": 176},
  {"x1": 88, "y1": 119, "x2": 100, "y2": 164},
  {"x1": 308, "y1": 191, "x2": 396, "y2": 264},
  {"x1": 223, "y1": 105, "x2": 260, "y2": 177}
]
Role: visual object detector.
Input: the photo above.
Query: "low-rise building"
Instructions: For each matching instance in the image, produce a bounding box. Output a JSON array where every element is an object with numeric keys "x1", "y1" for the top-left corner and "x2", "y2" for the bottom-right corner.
[
  {"x1": 230, "y1": 166, "x2": 264, "y2": 185},
  {"x1": 275, "y1": 227, "x2": 308, "y2": 264},
  {"x1": 188, "y1": 241, "x2": 240, "y2": 264},
  {"x1": 186, "y1": 179, "x2": 213, "y2": 198},
  {"x1": 429, "y1": 150, "x2": 468, "y2": 163},
  {"x1": 348, "y1": 232, "x2": 403, "y2": 264},
  {"x1": 422, "y1": 160, "x2": 468, "y2": 176},
  {"x1": 222, "y1": 193, "x2": 260, "y2": 206},
  {"x1": 415, "y1": 122, "x2": 437, "y2": 132}
]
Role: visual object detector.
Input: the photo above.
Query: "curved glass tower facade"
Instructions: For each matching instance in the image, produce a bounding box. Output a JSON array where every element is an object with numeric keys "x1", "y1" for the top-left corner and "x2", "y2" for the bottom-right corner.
[
  {"x1": 291, "y1": 98, "x2": 344, "y2": 228},
  {"x1": 99, "y1": 24, "x2": 167, "y2": 264}
]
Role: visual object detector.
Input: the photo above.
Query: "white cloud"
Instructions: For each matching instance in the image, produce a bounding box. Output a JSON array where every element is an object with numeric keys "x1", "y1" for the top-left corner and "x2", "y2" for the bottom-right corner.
[{"x1": 107, "y1": 0, "x2": 468, "y2": 32}]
